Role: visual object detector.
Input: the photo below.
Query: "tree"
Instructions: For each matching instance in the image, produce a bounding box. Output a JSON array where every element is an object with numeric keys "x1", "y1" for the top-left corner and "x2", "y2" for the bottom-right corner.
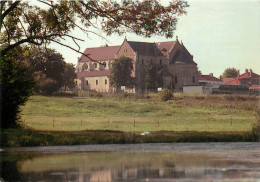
[
  {"x1": 144, "y1": 62, "x2": 156, "y2": 91},
  {"x1": 26, "y1": 48, "x2": 66, "y2": 93},
  {"x1": 62, "y1": 63, "x2": 77, "y2": 90},
  {"x1": 1, "y1": 0, "x2": 189, "y2": 58},
  {"x1": 222, "y1": 67, "x2": 239, "y2": 78},
  {"x1": 0, "y1": 47, "x2": 34, "y2": 128},
  {"x1": 109, "y1": 56, "x2": 134, "y2": 91}
]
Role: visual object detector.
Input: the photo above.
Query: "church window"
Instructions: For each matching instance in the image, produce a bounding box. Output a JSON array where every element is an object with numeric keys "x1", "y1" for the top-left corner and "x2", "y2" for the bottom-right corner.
[
  {"x1": 105, "y1": 79, "x2": 107, "y2": 84},
  {"x1": 82, "y1": 63, "x2": 88, "y2": 71},
  {"x1": 86, "y1": 80, "x2": 88, "y2": 85},
  {"x1": 96, "y1": 80, "x2": 98, "y2": 85}
]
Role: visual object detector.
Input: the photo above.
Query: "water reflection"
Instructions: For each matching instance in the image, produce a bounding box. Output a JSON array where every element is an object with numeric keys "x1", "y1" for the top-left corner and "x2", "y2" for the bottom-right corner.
[{"x1": 1, "y1": 143, "x2": 260, "y2": 182}]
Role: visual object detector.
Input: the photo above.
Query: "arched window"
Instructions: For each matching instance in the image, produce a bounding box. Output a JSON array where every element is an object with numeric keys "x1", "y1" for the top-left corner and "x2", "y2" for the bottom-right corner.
[
  {"x1": 175, "y1": 76, "x2": 178, "y2": 84},
  {"x1": 82, "y1": 63, "x2": 88, "y2": 71},
  {"x1": 105, "y1": 79, "x2": 107, "y2": 84}
]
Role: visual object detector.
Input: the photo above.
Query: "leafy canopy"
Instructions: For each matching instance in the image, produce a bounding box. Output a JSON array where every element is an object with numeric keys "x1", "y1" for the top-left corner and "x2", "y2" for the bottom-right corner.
[
  {"x1": 109, "y1": 56, "x2": 134, "y2": 90},
  {"x1": 222, "y1": 67, "x2": 239, "y2": 78},
  {"x1": 1, "y1": 0, "x2": 189, "y2": 58}
]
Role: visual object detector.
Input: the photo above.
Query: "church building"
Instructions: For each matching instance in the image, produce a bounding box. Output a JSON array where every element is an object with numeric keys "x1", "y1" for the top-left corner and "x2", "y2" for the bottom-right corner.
[{"x1": 76, "y1": 38, "x2": 199, "y2": 93}]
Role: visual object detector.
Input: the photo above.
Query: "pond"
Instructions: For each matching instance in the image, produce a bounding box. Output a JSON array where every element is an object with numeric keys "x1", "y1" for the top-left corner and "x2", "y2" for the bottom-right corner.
[{"x1": 1, "y1": 143, "x2": 260, "y2": 182}]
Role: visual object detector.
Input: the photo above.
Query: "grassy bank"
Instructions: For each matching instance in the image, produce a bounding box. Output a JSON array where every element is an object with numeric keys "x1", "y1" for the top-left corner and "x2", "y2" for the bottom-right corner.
[
  {"x1": 1, "y1": 93, "x2": 259, "y2": 147},
  {"x1": 1, "y1": 129, "x2": 256, "y2": 147}
]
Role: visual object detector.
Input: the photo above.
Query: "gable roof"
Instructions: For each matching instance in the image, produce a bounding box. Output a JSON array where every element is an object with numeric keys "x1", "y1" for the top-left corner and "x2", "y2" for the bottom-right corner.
[
  {"x1": 155, "y1": 41, "x2": 176, "y2": 56},
  {"x1": 127, "y1": 41, "x2": 163, "y2": 56},
  {"x1": 79, "y1": 45, "x2": 120, "y2": 62},
  {"x1": 170, "y1": 49, "x2": 196, "y2": 65}
]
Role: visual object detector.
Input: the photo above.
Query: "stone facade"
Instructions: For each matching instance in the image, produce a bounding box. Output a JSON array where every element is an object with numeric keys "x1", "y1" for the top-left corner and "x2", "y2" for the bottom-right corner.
[{"x1": 76, "y1": 38, "x2": 198, "y2": 93}]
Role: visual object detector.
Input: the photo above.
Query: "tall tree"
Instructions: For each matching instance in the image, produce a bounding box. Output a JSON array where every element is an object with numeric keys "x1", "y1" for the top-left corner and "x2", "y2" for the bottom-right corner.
[
  {"x1": 109, "y1": 56, "x2": 134, "y2": 91},
  {"x1": 0, "y1": 47, "x2": 34, "y2": 128},
  {"x1": 144, "y1": 62, "x2": 156, "y2": 91},
  {"x1": 27, "y1": 48, "x2": 66, "y2": 88},
  {"x1": 222, "y1": 67, "x2": 239, "y2": 78},
  {"x1": 62, "y1": 63, "x2": 77, "y2": 90}
]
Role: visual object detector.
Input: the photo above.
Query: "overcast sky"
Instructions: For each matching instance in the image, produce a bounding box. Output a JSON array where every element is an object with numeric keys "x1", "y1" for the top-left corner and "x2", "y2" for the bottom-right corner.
[{"x1": 49, "y1": 0, "x2": 260, "y2": 77}]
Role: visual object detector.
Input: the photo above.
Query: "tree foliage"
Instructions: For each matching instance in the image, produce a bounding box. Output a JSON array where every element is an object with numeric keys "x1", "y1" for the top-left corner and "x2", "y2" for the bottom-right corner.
[
  {"x1": 222, "y1": 67, "x2": 239, "y2": 78},
  {"x1": 1, "y1": 0, "x2": 189, "y2": 58},
  {"x1": 27, "y1": 48, "x2": 76, "y2": 94},
  {"x1": 0, "y1": 47, "x2": 34, "y2": 129},
  {"x1": 62, "y1": 63, "x2": 77, "y2": 90},
  {"x1": 109, "y1": 56, "x2": 134, "y2": 91},
  {"x1": 144, "y1": 62, "x2": 156, "y2": 90},
  {"x1": 27, "y1": 48, "x2": 65, "y2": 93}
]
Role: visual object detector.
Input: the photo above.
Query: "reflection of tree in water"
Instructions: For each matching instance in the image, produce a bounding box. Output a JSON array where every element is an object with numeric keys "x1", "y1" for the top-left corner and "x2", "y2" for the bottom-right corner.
[{"x1": 1, "y1": 161, "x2": 22, "y2": 181}]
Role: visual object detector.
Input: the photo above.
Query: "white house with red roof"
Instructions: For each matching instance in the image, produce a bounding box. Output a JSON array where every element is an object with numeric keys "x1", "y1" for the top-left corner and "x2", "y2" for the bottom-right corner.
[
  {"x1": 76, "y1": 38, "x2": 199, "y2": 93},
  {"x1": 198, "y1": 73, "x2": 222, "y2": 85}
]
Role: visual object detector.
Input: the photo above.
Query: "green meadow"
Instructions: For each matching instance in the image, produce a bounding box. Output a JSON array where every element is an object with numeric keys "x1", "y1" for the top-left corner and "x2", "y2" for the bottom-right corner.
[
  {"x1": 1, "y1": 93, "x2": 259, "y2": 147},
  {"x1": 21, "y1": 94, "x2": 257, "y2": 133}
]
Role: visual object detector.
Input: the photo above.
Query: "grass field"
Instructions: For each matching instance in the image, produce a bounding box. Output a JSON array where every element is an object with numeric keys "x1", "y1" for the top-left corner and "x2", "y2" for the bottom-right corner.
[
  {"x1": 21, "y1": 94, "x2": 258, "y2": 133},
  {"x1": 1, "y1": 93, "x2": 258, "y2": 147}
]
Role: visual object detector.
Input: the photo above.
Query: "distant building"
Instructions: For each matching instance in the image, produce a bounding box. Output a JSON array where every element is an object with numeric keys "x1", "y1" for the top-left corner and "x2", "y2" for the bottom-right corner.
[
  {"x1": 198, "y1": 73, "x2": 222, "y2": 85},
  {"x1": 76, "y1": 38, "x2": 199, "y2": 93},
  {"x1": 225, "y1": 69, "x2": 260, "y2": 86}
]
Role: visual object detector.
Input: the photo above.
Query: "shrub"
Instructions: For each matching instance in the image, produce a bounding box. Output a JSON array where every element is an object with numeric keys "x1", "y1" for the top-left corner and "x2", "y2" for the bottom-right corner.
[{"x1": 159, "y1": 89, "x2": 173, "y2": 102}]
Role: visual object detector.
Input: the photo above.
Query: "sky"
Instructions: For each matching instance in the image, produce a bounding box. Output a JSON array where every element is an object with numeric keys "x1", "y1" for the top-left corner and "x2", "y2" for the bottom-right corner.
[{"x1": 49, "y1": 0, "x2": 260, "y2": 77}]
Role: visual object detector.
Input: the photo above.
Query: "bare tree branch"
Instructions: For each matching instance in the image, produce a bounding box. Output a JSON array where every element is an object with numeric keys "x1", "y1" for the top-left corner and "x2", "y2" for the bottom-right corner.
[{"x1": 47, "y1": 38, "x2": 102, "y2": 64}]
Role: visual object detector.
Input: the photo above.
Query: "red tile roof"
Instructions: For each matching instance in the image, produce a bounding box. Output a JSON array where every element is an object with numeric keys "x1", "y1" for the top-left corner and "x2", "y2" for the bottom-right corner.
[
  {"x1": 77, "y1": 70, "x2": 110, "y2": 79},
  {"x1": 226, "y1": 71, "x2": 260, "y2": 85},
  {"x1": 80, "y1": 46, "x2": 120, "y2": 62},
  {"x1": 199, "y1": 75, "x2": 221, "y2": 82}
]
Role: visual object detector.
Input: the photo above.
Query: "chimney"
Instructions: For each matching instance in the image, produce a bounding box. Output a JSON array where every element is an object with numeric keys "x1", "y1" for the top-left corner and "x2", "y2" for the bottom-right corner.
[
  {"x1": 249, "y1": 69, "x2": 252, "y2": 77},
  {"x1": 209, "y1": 73, "x2": 213, "y2": 77}
]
